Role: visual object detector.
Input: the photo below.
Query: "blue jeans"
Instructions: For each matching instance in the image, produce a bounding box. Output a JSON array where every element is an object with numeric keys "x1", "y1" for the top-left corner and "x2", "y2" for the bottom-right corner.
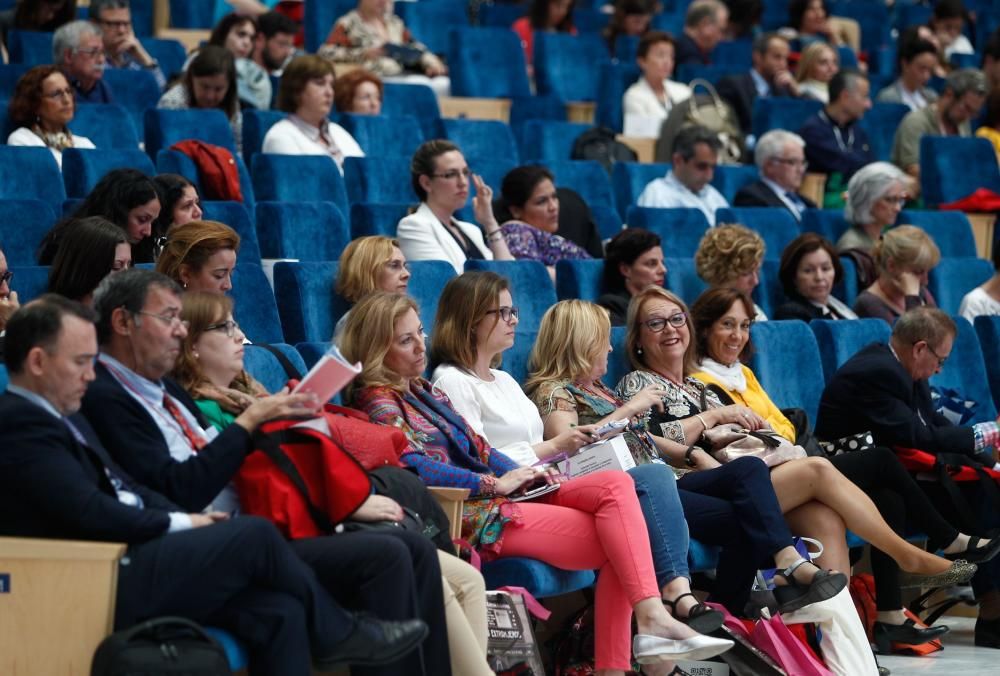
[{"x1": 628, "y1": 462, "x2": 691, "y2": 589}]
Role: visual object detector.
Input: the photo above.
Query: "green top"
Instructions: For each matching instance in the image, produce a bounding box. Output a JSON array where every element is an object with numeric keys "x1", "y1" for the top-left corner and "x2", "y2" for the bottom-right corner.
[{"x1": 195, "y1": 399, "x2": 237, "y2": 433}]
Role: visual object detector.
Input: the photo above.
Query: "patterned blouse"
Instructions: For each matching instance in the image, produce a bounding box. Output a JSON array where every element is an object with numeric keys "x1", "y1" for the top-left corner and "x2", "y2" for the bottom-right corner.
[
  {"x1": 614, "y1": 370, "x2": 724, "y2": 446},
  {"x1": 499, "y1": 221, "x2": 593, "y2": 266},
  {"x1": 353, "y1": 378, "x2": 522, "y2": 558},
  {"x1": 318, "y1": 10, "x2": 442, "y2": 77}
]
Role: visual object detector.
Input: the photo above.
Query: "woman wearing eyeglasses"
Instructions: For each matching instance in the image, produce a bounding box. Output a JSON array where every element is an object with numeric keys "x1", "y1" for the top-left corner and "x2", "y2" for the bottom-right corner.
[
  {"x1": 838, "y1": 162, "x2": 910, "y2": 254},
  {"x1": 7, "y1": 64, "x2": 95, "y2": 169},
  {"x1": 854, "y1": 225, "x2": 940, "y2": 325},
  {"x1": 397, "y1": 140, "x2": 514, "y2": 275},
  {"x1": 332, "y1": 235, "x2": 412, "y2": 343}
]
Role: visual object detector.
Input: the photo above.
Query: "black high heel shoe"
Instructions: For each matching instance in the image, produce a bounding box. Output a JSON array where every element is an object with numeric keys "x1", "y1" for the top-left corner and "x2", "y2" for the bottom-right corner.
[
  {"x1": 873, "y1": 619, "x2": 949, "y2": 654},
  {"x1": 772, "y1": 558, "x2": 848, "y2": 613},
  {"x1": 944, "y1": 536, "x2": 1000, "y2": 563},
  {"x1": 662, "y1": 592, "x2": 725, "y2": 634}
]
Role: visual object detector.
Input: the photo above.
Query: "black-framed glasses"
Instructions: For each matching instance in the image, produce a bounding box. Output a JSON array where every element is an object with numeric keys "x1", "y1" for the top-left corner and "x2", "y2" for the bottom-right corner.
[
  {"x1": 0, "y1": 270, "x2": 13, "y2": 285},
  {"x1": 206, "y1": 319, "x2": 241, "y2": 338},
  {"x1": 431, "y1": 168, "x2": 471, "y2": 181},
  {"x1": 642, "y1": 312, "x2": 687, "y2": 332},
  {"x1": 42, "y1": 87, "x2": 74, "y2": 100},
  {"x1": 485, "y1": 306, "x2": 519, "y2": 322},
  {"x1": 134, "y1": 309, "x2": 189, "y2": 329},
  {"x1": 921, "y1": 341, "x2": 948, "y2": 368},
  {"x1": 97, "y1": 18, "x2": 131, "y2": 29},
  {"x1": 73, "y1": 47, "x2": 104, "y2": 58}
]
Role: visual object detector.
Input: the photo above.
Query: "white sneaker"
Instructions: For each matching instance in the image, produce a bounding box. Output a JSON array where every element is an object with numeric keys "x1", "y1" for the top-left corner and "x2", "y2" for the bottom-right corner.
[{"x1": 632, "y1": 634, "x2": 734, "y2": 664}]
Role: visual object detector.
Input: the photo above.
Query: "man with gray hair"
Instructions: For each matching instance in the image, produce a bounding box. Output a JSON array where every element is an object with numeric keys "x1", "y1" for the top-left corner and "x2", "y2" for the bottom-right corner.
[
  {"x1": 637, "y1": 124, "x2": 729, "y2": 224},
  {"x1": 54, "y1": 19, "x2": 113, "y2": 103},
  {"x1": 891, "y1": 68, "x2": 988, "y2": 178},
  {"x1": 89, "y1": 0, "x2": 165, "y2": 89},
  {"x1": 675, "y1": 0, "x2": 729, "y2": 66},
  {"x1": 734, "y1": 128, "x2": 815, "y2": 218}
]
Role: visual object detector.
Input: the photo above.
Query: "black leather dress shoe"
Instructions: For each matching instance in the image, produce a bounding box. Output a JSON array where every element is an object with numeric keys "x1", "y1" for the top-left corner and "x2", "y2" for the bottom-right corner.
[
  {"x1": 315, "y1": 615, "x2": 429, "y2": 671},
  {"x1": 975, "y1": 615, "x2": 1000, "y2": 648},
  {"x1": 873, "y1": 619, "x2": 949, "y2": 653}
]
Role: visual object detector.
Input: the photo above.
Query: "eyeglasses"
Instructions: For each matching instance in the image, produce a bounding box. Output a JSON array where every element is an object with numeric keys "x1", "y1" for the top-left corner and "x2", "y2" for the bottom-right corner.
[
  {"x1": 485, "y1": 306, "x2": 519, "y2": 322},
  {"x1": 134, "y1": 309, "x2": 189, "y2": 330},
  {"x1": 718, "y1": 318, "x2": 753, "y2": 333},
  {"x1": 73, "y1": 47, "x2": 103, "y2": 58},
  {"x1": 642, "y1": 312, "x2": 687, "y2": 332},
  {"x1": 920, "y1": 341, "x2": 948, "y2": 368},
  {"x1": 0, "y1": 270, "x2": 13, "y2": 285},
  {"x1": 384, "y1": 260, "x2": 411, "y2": 272},
  {"x1": 773, "y1": 157, "x2": 808, "y2": 169},
  {"x1": 431, "y1": 168, "x2": 471, "y2": 181},
  {"x1": 42, "y1": 87, "x2": 74, "y2": 100},
  {"x1": 206, "y1": 319, "x2": 241, "y2": 338},
  {"x1": 98, "y1": 19, "x2": 131, "y2": 29}
]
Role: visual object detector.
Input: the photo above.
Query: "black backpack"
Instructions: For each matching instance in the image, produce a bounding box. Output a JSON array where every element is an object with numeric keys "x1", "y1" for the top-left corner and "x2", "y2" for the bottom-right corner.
[
  {"x1": 570, "y1": 126, "x2": 637, "y2": 173},
  {"x1": 91, "y1": 617, "x2": 231, "y2": 676}
]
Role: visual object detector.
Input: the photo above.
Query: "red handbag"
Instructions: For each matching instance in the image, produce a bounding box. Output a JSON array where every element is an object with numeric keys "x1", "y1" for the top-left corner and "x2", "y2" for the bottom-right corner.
[{"x1": 323, "y1": 404, "x2": 408, "y2": 470}]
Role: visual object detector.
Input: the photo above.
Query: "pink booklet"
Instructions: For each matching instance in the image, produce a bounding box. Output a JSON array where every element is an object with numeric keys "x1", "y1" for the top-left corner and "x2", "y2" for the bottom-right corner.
[{"x1": 292, "y1": 345, "x2": 362, "y2": 402}]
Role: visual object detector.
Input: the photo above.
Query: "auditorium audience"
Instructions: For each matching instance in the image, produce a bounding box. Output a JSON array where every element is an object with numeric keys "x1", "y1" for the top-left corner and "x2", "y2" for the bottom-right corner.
[
  {"x1": 694, "y1": 224, "x2": 767, "y2": 320},
  {"x1": 252, "y1": 10, "x2": 297, "y2": 76},
  {"x1": 263, "y1": 55, "x2": 364, "y2": 174},
  {"x1": 623, "y1": 31, "x2": 693, "y2": 138},
  {"x1": 603, "y1": 0, "x2": 653, "y2": 57},
  {"x1": 512, "y1": 0, "x2": 578, "y2": 73},
  {"x1": 47, "y1": 216, "x2": 132, "y2": 305},
  {"x1": 675, "y1": 0, "x2": 728, "y2": 66},
  {"x1": 151, "y1": 174, "x2": 203, "y2": 242},
  {"x1": 876, "y1": 33, "x2": 940, "y2": 112},
  {"x1": 207, "y1": 13, "x2": 271, "y2": 110},
  {"x1": 786, "y1": 0, "x2": 847, "y2": 49},
  {"x1": 341, "y1": 290, "x2": 736, "y2": 672},
  {"x1": 38, "y1": 168, "x2": 161, "y2": 265},
  {"x1": 0, "y1": 0, "x2": 75, "y2": 47},
  {"x1": 598, "y1": 228, "x2": 665, "y2": 326},
  {"x1": 158, "y1": 46, "x2": 244, "y2": 155},
  {"x1": 155, "y1": 220, "x2": 239, "y2": 295},
  {"x1": 717, "y1": 32, "x2": 798, "y2": 137},
  {"x1": 977, "y1": 89, "x2": 1000, "y2": 163},
  {"x1": 959, "y1": 243, "x2": 1000, "y2": 322},
  {"x1": 773, "y1": 233, "x2": 856, "y2": 321},
  {"x1": 838, "y1": 161, "x2": 909, "y2": 253},
  {"x1": 929, "y1": 0, "x2": 974, "y2": 60},
  {"x1": 90, "y1": 0, "x2": 165, "y2": 89},
  {"x1": 854, "y1": 224, "x2": 940, "y2": 323},
  {"x1": 54, "y1": 19, "x2": 113, "y2": 103},
  {"x1": 333, "y1": 235, "x2": 410, "y2": 341},
  {"x1": 637, "y1": 125, "x2": 729, "y2": 224},
  {"x1": 7, "y1": 65, "x2": 95, "y2": 169},
  {"x1": 795, "y1": 41, "x2": 838, "y2": 103},
  {"x1": 733, "y1": 129, "x2": 815, "y2": 219},
  {"x1": 397, "y1": 140, "x2": 514, "y2": 274},
  {"x1": 333, "y1": 68, "x2": 383, "y2": 115}
]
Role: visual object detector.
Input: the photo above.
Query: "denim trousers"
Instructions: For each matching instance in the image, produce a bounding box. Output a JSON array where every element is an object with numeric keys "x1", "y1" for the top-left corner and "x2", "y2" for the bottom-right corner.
[{"x1": 628, "y1": 462, "x2": 692, "y2": 589}]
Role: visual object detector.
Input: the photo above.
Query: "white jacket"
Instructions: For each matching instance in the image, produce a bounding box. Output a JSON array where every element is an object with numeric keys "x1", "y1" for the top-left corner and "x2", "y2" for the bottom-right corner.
[
  {"x1": 397, "y1": 202, "x2": 492, "y2": 274},
  {"x1": 622, "y1": 77, "x2": 692, "y2": 138}
]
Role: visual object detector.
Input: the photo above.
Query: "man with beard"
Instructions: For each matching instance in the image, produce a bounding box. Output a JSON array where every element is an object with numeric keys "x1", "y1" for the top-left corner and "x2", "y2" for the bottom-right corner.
[{"x1": 252, "y1": 11, "x2": 297, "y2": 76}]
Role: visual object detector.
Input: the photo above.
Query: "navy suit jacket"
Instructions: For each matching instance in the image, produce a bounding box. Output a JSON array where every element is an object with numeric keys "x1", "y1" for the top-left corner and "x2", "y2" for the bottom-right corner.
[
  {"x1": 81, "y1": 362, "x2": 252, "y2": 512},
  {"x1": 733, "y1": 179, "x2": 816, "y2": 213},
  {"x1": 716, "y1": 72, "x2": 794, "y2": 135},
  {"x1": 0, "y1": 391, "x2": 179, "y2": 543}
]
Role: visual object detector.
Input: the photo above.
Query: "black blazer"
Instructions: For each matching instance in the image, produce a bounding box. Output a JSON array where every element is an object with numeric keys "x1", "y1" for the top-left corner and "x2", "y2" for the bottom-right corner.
[
  {"x1": 597, "y1": 289, "x2": 631, "y2": 326},
  {"x1": 733, "y1": 179, "x2": 816, "y2": 213},
  {"x1": 81, "y1": 362, "x2": 252, "y2": 512},
  {"x1": 816, "y1": 343, "x2": 975, "y2": 454},
  {"x1": 716, "y1": 72, "x2": 794, "y2": 136},
  {"x1": 0, "y1": 391, "x2": 179, "y2": 543}
]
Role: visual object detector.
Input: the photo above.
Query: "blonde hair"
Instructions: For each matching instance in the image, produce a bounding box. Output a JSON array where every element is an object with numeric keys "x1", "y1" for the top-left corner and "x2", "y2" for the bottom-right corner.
[
  {"x1": 335, "y1": 236, "x2": 401, "y2": 303},
  {"x1": 340, "y1": 291, "x2": 420, "y2": 402},
  {"x1": 796, "y1": 41, "x2": 837, "y2": 82},
  {"x1": 624, "y1": 286, "x2": 698, "y2": 374},
  {"x1": 872, "y1": 225, "x2": 941, "y2": 275},
  {"x1": 694, "y1": 223, "x2": 765, "y2": 285},
  {"x1": 524, "y1": 300, "x2": 611, "y2": 397},
  {"x1": 431, "y1": 271, "x2": 510, "y2": 372},
  {"x1": 155, "y1": 220, "x2": 240, "y2": 284}
]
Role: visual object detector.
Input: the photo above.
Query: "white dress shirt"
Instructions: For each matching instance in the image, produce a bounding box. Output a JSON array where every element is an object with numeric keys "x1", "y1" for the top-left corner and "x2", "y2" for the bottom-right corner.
[
  {"x1": 636, "y1": 170, "x2": 729, "y2": 225},
  {"x1": 261, "y1": 116, "x2": 364, "y2": 174}
]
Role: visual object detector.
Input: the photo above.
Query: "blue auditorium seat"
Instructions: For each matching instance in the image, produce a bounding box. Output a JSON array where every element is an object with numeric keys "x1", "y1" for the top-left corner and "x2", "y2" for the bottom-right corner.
[
  {"x1": 102, "y1": 69, "x2": 162, "y2": 136},
  {"x1": 650, "y1": 10, "x2": 684, "y2": 35},
  {"x1": 243, "y1": 343, "x2": 308, "y2": 393},
  {"x1": 168, "y1": 0, "x2": 214, "y2": 27},
  {"x1": 201, "y1": 200, "x2": 261, "y2": 265},
  {"x1": 499, "y1": 329, "x2": 537, "y2": 385},
  {"x1": 974, "y1": 316, "x2": 1000, "y2": 412},
  {"x1": 464, "y1": 259, "x2": 556, "y2": 332},
  {"x1": 572, "y1": 7, "x2": 611, "y2": 31},
  {"x1": 626, "y1": 207, "x2": 710, "y2": 258},
  {"x1": 688, "y1": 539, "x2": 721, "y2": 573},
  {"x1": 139, "y1": 37, "x2": 186, "y2": 81},
  {"x1": 295, "y1": 342, "x2": 330, "y2": 370},
  {"x1": 272, "y1": 261, "x2": 341, "y2": 345},
  {"x1": 478, "y1": 2, "x2": 525, "y2": 27},
  {"x1": 338, "y1": 113, "x2": 424, "y2": 158},
  {"x1": 145, "y1": 109, "x2": 237, "y2": 158},
  {"x1": 304, "y1": 0, "x2": 357, "y2": 52},
  {"x1": 0, "y1": 200, "x2": 56, "y2": 265},
  {"x1": 613, "y1": 34, "x2": 639, "y2": 62},
  {"x1": 664, "y1": 257, "x2": 707, "y2": 305},
  {"x1": 712, "y1": 39, "x2": 752, "y2": 66},
  {"x1": 449, "y1": 27, "x2": 532, "y2": 99},
  {"x1": 481, "y1": 559, "x2": 596, "y2": 599},
  {"x1": 928, "y1": 258, "x2": 994, "y2": 316},
  {"x1": 0, "y1": 63, "x2": 29, "y2": 97},
  {"x1": 509, "y1": 94, "x2": 568, "y2": 147},
  {"x1": 6, "y1": 30, "x2": 52, "y2": 65},
  {"x1": 70, "y1": 104, "x2": 140, "y2": 149},
  {"x1": 543, "y1": 160, "x2": 616, "y2": 212},
  {"x1": 930, "y1": 315, "x2": 998, "y2": 423},
  {"x1": 0, "y1": 364, "x2": 7, "y2": 392},
  {"x1": 920, "y1": 136, "x2": 1000, "y2": 207},
  {"x1": 441, "y1": 119, "x2": 519, "y2": 164},
  {"x1": 468, "y1": 158, "x2": 519, "y2": 203},
  {"x1": 256, "y1": 202, "x2": 350, "y2": 261},
  {"x1": 395, "y1": 1, "x2": 469, "y2": 56},
  {"x1": 128, "y1": 0, "x2": 155, "y2": 36},
  {"x1": 349, "y1": 202, "x2": 411, "y2": 239},
  {"x1": 751, "y1": 98, "x2": 823, "y2": 141},
  {"x1": 533, "y1": 32, "x2": 607, "y2": 102},
  {"x1": 748, "y1": 320, "x2": 826, "y2": 425},
  {"x1": 230, "y1": 263, "x2": 283, "y2": 344},
  {"x1": 409, "y1": 260, "x2": 456, "y2": 334},
  {"x1": 241, "y1": 109, "x2": 286, "y2": 161},
  {"x1": 555, "y1": 259, "x2": 604, "y2": 301},
  {"x1": 606, "y1": 325, "x2": 631, "y2": 389},
  {"x1": 343, "y1": 156, "x2": 413, "y2": 205},
  {"x1": 834, "y1": 255, "x2": 858, "y2": 306},
  {"x1": 157, "y1": 149, "x2": 256, "y2": 212},
  {"x1": 0, "y1": 147, "x2": 66, "y2": 210},
  {"x1": 715, "y1": 207, "x2": 801, "y2": 260},
  {"x1": 382, "y1": 83, "x2": 441, "y2": 139},
  {"x1": 802, "y1": 208, "x2": 851, "y2": 244},
  {"x1": 251, "y1": 154, "x2": 348, "y2": 216},
  {"x1": 595, "y1": 61, "x2": 641, "y2": 133},
  {"x1": 612, "y1": 162, "x2": 669, "y2": 219},
  {"x1": 62, "y1": 148, "x2": 155, "y2": 199},
  {"x1": 674, "y1": 64, "x2": 737, "y2": 85},
  {"x1": 591, "y1": 204, "x2": 624, "y2": 241},
  {"x1": 898, "y1": 210, "x2": 977, "y2": 258},
  {"x1": 711, "y1": 165, "x2": 759, "y2": 203},
  {"x1": 201, "y1": 628, "x2": 248, "y2": 672},
  {"x1": 519, "y1": 120, "x2": 592, "y2": 162},
  {"x1": 859, "y1": 103, "x2": 910, "y2": 162},
  {"x1": 810, "y1": 318, "x2": 891, "y2": 383},
  {"x1": 7, "y1": 265, "x2": 49, "y2": 303}
]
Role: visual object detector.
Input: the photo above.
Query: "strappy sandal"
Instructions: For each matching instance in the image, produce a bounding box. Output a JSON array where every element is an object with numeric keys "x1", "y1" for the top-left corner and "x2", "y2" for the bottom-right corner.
[
  {"x1": 772, "y1": 558, "x2": 847, "y2": 613},
  {"x1": 662, "y1": 592, "x2": 725, "y2": 633}
]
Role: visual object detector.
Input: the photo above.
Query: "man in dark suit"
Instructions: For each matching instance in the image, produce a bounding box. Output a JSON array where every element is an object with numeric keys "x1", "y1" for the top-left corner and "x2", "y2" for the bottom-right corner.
[
  {"x1": 79, "y1": 269, "x2": 451, "y2": 676},
  {"x1": 734, "y1": 129, "x2": 816, "y2": 220},
  {"x1": 0, "y1": 295, "x2": 428, "y2": 675},
  {"x1": 816, "y1": 307, "x2": 1000, "y2": 648},
  {"x1": 716, "y1": 32, "x2": 798, "y2": 138}
]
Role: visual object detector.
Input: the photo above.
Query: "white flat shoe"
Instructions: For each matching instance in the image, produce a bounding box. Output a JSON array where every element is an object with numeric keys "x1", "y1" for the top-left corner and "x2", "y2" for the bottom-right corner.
[{"x1": 632, "y1": 633, "x2": 734, "y2": 664}]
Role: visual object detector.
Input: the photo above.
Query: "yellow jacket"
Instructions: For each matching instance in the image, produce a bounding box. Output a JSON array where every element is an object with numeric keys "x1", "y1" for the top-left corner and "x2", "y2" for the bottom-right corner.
[{"x1": 692, "y1": 365, "x2": 797, "y2": 442}]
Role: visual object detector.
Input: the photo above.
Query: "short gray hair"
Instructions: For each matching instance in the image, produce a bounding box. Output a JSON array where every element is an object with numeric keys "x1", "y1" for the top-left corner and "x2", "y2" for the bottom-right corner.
[
  {"x1": 93, "y1": 268, "x2": 181, "y2": 345},
  {"x1": 89, "y1": 0, "x2": 130, "y2": 19},
  {"x1": 844, "y1": 161, "x2": 907, "y2": 225},
  {"x1": 944, "y1": 68, "x2": 987, "y2": 98},
  {"x1": 892, "y1": 306, "x2": 956, "y2": 349},
  {"x1": 685, "y1": 0, "x2": 725, "y2": 27},
  {"x1": 53, "y1": 20, "x2": 102, "y2": 62},
  {"x1": 754, "y1": 129, "x2": 804, "y2": 169}
]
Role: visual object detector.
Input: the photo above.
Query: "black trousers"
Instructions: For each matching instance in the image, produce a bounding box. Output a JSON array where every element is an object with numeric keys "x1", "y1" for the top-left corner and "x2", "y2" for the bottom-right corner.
[
  {"x1": 117, "y1": 516, "x2": 354, "y2": 676},
  {"x1": 292, "y1": 527, "x2": 451, "y2": 676},
  {"x1": 677, "y1": 456, "x2": 793, "y2": 613},
  {"x1": 831, "y1": 447, "x2": 960, "y2": 610}
]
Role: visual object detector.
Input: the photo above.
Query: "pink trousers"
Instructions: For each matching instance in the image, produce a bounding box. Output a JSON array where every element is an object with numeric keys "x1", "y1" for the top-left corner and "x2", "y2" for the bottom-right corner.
[{"x1": 498, "y1": 470, "x2": 659, "y2": 670}]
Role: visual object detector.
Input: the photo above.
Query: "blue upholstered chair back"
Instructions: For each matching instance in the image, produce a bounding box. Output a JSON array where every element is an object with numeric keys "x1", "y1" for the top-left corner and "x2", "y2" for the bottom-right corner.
[
  {"x1": 500, "y1": 329, "x2": 537, "y2": 385},
  {"x1": 441, "y1": 118, "x2": 520, "y2": 164},
  {"x1": 898, "y1": 210, "x2": 977, "y2": 258},
  {"x1": 0, "y1": 63, "x2": 29, "y2": 98},
  {"x1": 594, "y1": 61, "x2": 641, "y2": 133},
  {"x1": 712, "y1": 39, "x2": 752, "y2": 65},
  {"x1": 543, "y1": 160, "x2": 616, "y2": 211},
  {"x1": 230, "y1": 263, "x2": 283, "y2": 344},
  {"x1": 251, "y1": 154, "x2": 349, "y2": 216},
  {"x1": 801, "y1": 208, "x2": 851, "y2": 244},
  {"x1": 754, "y1": 259, "x2": 782, "y2": 318},
  {"x1": 464, "y1": 259, "x2": 556, "y2": 333},
  {"x1": 6, "y1": 30, "x2": 52, "y2": 65},
  {"x1": 974, "y1": 316, "x2": 1000, "y2": 412},
  {"x1": 395, "y1": 1, "x2": 469, "y2": 55},
  {"x1": 555, "y1": 259, "x2": 605, "y2": 301},
  {"x1": 478, "y1": 3, "x2": 526, "y2": 27},
  {"x1": 349, "y1": 202, "x2": 412, "y2": 239},
  {"x1": 665, "y1": 257, "x2": 707, "y2": 305},
  {"x1": 0, "y1": 147, "x2": 66, "y2": 210},
  {"x1": 859, "y1": 103, "x2": 910, "y2": 162},
  {"x1": 200, "y1": 200, "x2": 261, "y2": 264},
  {"x1": 748, "y1": 320, "x2": 825, "y2": 426},
  {"x1": 710, "y1": 165, "x2": 759, "y2": 203},
  {"x1": 0, "y1": 200, "x2": 56, "y2": 265},
  {"x1": 920, "y1": 136, "x2": 1000, "y2": 207},
  {"x1": 533, "y1": 32, "x2": 607, "y2": 102},
  {"x1": 810, "y1": 318, "x2": 891, "y2": 383},
  {"x1": 338, "y1": 113, "x2": 424, "y2": 158},
  {"x1": 156, "y1": 149, "x2": 256, "y2": 212},
  {"x1": 243, "y1": 344, "x2": 308, "y2": 393},
  {"x1": 273, "y1": 261, "x2": 340, "y2": 345},
  {"x1": 715, "y1": 207, "x2": 801, "y2": 260},
  {"x1": 382, "y1": 83, "x2": 441, "y2": 138},
  {"x1": 834, "y1": 255, "x2": 859, "y2": 306},
  {"x1": 144, "y1": 108, "x2": 237, "y2": 158},
  {"x1": 627, "y1": 207, "x2": 710, "y2": 258},
  {"x1": 519, "y1": 120, "x2": 592, "y2": 162},
  {"x1": 256, "y1": 202, "x2": 349, "y2": 262},
  {"x1": 241, "y1": 109, "x2": 287, "y2": 161},
  {"x1": 7, "y1": 265, "x2": 50, "y2": 303},
  {"x1": 928, "y1": 258, "x2": 994, "y2": 315},
  {"x1": 295, "y1": 342, "x2": 330, "y2": 370},
  {"x1": 409, "y1": 260, "x2": 457, "y2": 335},
  {"x1": 448, "y1": 27, "x2": 531, "y2": 99},
  {"x1": 606, "y1": 325, "x2": 632, "y2": 391},
  {"x1": 304, "y1": 0, "x2": 357, "y2": 52},
  {"x1": 572, "y1": 7, "x2": 611, "y2": 31},
  {"x1": 0, "y1": 364, "x2": 7, "y2": 392},
  {"x1": 62, "y1": 149, "x2": 156, "y2": 199},
  {"x1": 751, "y1": 98, "x2": 823, "y2": 140},
  {"x1": 674, "y1": 63, "x2": 735, "y2": 85},
  {"x1": 70, "y1": 104, "x2": 140, "y2": 149},
  {"x1": 343, "y1": 156, "x2": 413, "y2": 205},
  {"x1": 611, "y1": 162, "x2": 670, "y2": 219},
  {"x1": 169, "y1": 0, "x2": 214, "y2": 27},
  {"x1": 591, "y1": 203, "x2": 624, "y2": 241},
  {"x1": 139, "y1": 37, "x2": 186, "y2": 81},
  {"x1": 930, "y1": 316, "x2": 998, "y2": 423},
  {"x1": 103, "y1": 69, "x2": 161, "y2": 136}
]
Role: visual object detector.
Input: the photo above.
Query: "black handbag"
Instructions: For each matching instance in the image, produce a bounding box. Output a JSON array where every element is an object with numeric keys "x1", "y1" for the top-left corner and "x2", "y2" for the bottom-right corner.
[{"x1": 91, "y1": 616, "x2": 231, "y2": 676}]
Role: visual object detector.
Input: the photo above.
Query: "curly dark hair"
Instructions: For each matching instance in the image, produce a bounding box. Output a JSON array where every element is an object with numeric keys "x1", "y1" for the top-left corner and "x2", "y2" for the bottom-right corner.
[
  {"x1": 602, "y1": 228, "x2": 662, "y2": 293},
  {"x1": 8, "y1": 64, "x2": 67, "y2": 129}
]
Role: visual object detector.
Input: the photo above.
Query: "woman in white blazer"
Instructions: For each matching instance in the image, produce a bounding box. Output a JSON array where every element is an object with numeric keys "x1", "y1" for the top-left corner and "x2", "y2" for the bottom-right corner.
[
  {"x1": 397, "y1": 140, "x2": 514, "y2": 274},
  {"x1": 622, "y1": 31, "x2": 692, "y2": 138}
]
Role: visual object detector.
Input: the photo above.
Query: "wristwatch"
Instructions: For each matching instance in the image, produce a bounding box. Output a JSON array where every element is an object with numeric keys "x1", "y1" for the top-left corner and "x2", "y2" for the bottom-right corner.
[{"x1": 684, "y1": 446, "x2": 697, "y2": 467}]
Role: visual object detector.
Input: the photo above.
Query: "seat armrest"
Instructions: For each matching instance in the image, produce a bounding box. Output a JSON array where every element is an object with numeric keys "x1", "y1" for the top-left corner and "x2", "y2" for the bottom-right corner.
[{"x1": 428, "y1": 487, "x2": 470, "y2": 540}]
